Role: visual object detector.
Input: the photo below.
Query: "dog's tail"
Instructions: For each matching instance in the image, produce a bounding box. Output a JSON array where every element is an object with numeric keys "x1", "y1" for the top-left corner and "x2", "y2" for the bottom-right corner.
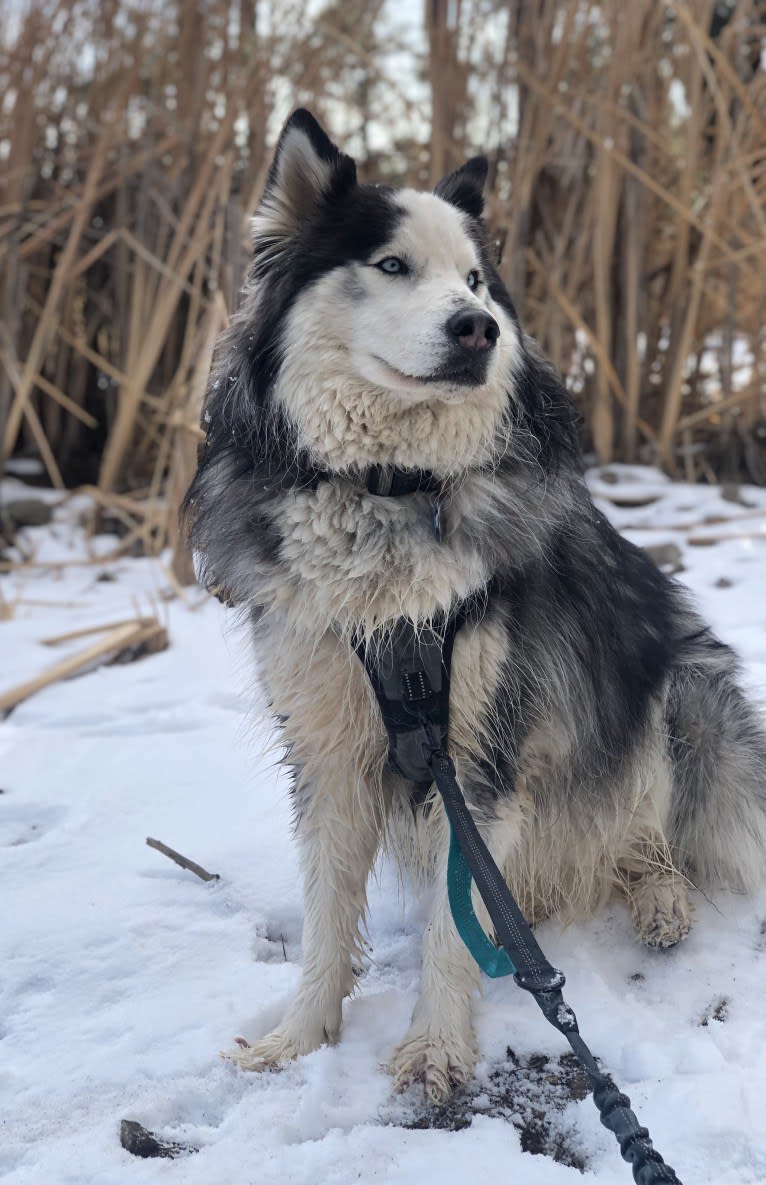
[{"x1": 667, "y1": 634, "x2": 766, "y2": 892}]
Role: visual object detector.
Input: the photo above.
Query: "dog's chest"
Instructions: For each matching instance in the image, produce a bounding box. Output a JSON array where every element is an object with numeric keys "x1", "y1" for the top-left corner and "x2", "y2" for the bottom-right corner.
[{"x1": 275, "y1": 483, "x2": 489, "y2": 629}]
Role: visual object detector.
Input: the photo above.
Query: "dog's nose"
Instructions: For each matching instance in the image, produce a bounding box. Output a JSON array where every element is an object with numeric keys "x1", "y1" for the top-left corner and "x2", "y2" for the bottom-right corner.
[{"x1": 446, "y1": 309, "x2": 500, "y2": 351}]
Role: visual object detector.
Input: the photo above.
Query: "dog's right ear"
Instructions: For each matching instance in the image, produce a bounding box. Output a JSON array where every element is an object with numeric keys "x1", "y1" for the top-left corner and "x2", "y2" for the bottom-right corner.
[{"x1": 252, "y1": 110, "x2": 356, "y2": 256}]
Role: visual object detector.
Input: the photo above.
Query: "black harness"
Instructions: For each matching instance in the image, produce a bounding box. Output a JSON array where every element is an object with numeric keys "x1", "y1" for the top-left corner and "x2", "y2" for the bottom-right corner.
[
  {"x1": 356, "y1": 591, "x2": 485, "y2": 792},
  {"x1": 354, "y1": 467, "x2": 682, "y2": 1185}
]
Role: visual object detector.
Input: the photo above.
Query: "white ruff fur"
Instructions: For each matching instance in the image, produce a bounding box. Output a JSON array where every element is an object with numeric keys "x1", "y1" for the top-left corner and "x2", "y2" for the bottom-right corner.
[{"x1": 269, "y1": 483, "x2": 491, "y2": 639}]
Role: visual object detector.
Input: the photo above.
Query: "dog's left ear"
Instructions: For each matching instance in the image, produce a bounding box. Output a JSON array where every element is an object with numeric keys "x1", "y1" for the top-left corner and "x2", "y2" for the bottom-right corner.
[
  {"x1": 434, "y1": 157, "x2": 488, "y2": 219},
  {"x1": 253, "y1": 109, "x2": 356, "y2": 253}
]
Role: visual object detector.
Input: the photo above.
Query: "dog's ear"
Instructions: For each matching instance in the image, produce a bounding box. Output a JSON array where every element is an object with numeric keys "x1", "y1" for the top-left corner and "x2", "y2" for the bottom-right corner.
[
  {"x1": 252, "y1": 110, "x2": 356, "y2": 253},
  {"x1": 434, "y1": 156, "x2": 488, "y2": 219}
]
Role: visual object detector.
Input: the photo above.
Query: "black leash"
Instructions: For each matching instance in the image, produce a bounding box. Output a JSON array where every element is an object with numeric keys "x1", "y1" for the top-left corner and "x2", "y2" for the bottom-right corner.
[{"x1": 358, "y1": 615, "x2": 683, "y2": 1185}]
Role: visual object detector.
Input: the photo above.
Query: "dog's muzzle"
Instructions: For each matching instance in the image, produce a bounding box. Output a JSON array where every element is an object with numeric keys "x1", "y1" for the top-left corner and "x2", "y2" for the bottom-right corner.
[{"x1": 431, "y1": 307, "x2": 499, "y2": 386}]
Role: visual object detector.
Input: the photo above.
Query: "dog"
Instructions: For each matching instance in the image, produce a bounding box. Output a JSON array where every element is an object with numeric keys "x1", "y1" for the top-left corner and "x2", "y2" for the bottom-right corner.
[{"x1": 182, "y1": 109, "x2": 766, "y2": 1103}]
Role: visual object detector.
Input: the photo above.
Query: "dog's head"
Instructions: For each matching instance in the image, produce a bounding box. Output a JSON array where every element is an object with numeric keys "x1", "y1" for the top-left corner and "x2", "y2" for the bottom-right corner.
[
  {"x1": 215, "y1": 110, "x2": 528, "y2": 472},
  {"x1": 252, "y1": 110, "x2": 518, "y2": 404}
]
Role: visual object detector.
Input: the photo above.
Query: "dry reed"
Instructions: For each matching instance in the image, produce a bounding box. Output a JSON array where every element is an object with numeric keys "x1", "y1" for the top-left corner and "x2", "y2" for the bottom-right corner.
[{"x1": 1, "y1": 0, "x2": 765, "y2": 580}]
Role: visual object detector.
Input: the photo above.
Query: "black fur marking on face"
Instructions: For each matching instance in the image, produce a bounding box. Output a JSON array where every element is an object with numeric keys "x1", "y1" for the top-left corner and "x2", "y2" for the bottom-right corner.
[
  {"x1": 181, "y1": 165, "x2": 405, "y2": 601},
  {"x1": 245, "y1": 185, "x2": 404, "y2": 400},
  {"x1": 426, "y1": 356, "x2": 493, "y2": 387}
]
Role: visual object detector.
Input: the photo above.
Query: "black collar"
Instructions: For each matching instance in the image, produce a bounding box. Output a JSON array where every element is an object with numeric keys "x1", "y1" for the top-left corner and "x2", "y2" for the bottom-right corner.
[
  {"x1": 314, "y1": 465, "x2": 443, "y2": 497},
  {"x1": 359, "y1": 465, "x2": 442, "y2": 497}
]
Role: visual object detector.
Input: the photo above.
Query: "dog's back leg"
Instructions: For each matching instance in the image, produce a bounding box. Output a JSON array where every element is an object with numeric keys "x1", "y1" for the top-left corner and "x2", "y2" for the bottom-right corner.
[
  {"x1": 619, "y1": 861, "x2": 693, "y2": 950},
  {"x1": 666, "y1": 655, "x2": 766, "y2": 894},
  {"x1": 611, "y1": 735, "x2": 694, "y2": 949}
]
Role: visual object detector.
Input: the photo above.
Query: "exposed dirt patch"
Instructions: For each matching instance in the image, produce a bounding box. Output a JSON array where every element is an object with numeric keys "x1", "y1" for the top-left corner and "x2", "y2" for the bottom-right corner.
[{"x1": 397, "y1": 1049, "x2": 590, "y2": 1171}]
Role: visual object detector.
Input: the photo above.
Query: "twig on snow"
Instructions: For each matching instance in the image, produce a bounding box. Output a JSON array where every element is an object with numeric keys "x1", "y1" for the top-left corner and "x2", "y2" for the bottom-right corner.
[{"x1": 145, "y1": 836, "x2": 220, "y2": 883}]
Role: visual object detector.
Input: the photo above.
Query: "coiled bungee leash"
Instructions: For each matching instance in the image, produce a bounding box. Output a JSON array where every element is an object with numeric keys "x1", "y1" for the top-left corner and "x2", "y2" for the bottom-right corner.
[{"x1": 358, "y1": 612, "x2": 682, "y2": 1185}]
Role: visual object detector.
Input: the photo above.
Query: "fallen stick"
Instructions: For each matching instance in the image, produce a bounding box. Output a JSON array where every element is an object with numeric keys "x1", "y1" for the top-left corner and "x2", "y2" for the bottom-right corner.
[
  {"x1": 622, "y1": 509, "x2": 766, "y2": 533},
  {"x1": 146, "y1": 837, "x2": 220, "y2": 883},
  {"x1": 109, "y1": 620, "x2": 167, "y2": 660},
  {"x1": 42, "y1": 616, "x2": 156, "y2": 646},
  {"x1": 0, "y1": 555, "x2": 121, "y2": 571},
  {"x1": 688, "y1": 528, "x2": 766, "y2": 546},
  {"x1": 0, "y1": 621, "x2": 142, "y2": 714},
  {"x1": 0, "y1": 618, "x2": 168, "y2": 714},
  {"x1": 15, "y1": 598, "x2": 86, "y2": 609}
]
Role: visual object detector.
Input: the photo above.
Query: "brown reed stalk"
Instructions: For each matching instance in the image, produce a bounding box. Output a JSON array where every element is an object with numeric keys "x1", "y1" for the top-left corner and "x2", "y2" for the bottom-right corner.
[{"x1": 1, "y1": 0, "x2": 765, "y2": 581}]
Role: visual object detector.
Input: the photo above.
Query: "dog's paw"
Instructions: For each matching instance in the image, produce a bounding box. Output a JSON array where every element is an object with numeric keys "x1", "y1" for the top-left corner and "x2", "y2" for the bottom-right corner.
[
  {"x1": 630, "y1": 876, "x2": 693, "y2": 950},
  {"x1": 222, "y1": 1001, "x2": 343, "y2": 1072},
  {"x1": 222, "y1": 1026, "x2": 317, "y2": 1072},
  {"x1": 387, "y1": 1028, "x2": 477, "y2": 1105}
]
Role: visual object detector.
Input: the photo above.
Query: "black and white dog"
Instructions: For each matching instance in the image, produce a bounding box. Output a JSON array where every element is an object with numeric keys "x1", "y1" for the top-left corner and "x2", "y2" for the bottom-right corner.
[{"x1": 183, "y1": 110, "x2": 766, "y2": 1102}]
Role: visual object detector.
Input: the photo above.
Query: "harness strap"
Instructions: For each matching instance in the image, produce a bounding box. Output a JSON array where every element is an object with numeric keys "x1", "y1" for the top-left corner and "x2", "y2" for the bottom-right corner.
[
  {"x1": 355, "y1": 593, "x2": 484, "y2": 788},
  {"x1": 356, "y1": 617, "x2": 457, "y2": 788}
]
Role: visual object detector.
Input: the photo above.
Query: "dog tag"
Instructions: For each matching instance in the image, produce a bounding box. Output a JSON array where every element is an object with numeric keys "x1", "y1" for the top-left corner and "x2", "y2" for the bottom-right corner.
[{"x1": 431, "y1": 494, "x2": 444, "y2": 543}]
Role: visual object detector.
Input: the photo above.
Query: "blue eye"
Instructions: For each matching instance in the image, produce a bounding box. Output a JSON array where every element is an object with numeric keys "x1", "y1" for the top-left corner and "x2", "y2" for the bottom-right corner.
[
  {"x1": 467, "y1": 269, "x2": 481, "y2": 290},
  {"x1": 376, "y1": 256, "x2": 407, "y2": 275}
]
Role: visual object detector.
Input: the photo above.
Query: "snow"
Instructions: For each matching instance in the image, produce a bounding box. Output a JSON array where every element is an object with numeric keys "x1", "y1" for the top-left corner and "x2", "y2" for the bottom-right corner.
[{"x1": 3, "y1": 466, "x2": 766, "y2": 1184}]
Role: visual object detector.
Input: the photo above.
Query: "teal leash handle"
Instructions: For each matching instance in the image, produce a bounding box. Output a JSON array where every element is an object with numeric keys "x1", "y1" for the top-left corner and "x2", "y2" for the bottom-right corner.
[{"x1": 447, "y1": 826, "x2": 515, "y2": 978}]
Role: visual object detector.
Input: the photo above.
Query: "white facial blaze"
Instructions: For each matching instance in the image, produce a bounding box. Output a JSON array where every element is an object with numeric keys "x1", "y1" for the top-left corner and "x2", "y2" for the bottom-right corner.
[{"x1": 350, "y1": 190, "x2": 516, "y2": 395}]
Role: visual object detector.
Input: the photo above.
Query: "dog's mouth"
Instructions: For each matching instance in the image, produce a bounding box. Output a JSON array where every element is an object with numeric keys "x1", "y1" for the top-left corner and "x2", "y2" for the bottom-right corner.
[{"x1": 372, "y1": 356, "x2": 488, "y2": 390}]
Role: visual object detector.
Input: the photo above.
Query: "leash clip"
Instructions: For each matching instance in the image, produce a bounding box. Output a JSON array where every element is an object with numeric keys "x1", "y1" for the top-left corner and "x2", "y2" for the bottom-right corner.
[{"x1": 513, "y1": 969, "x2": 567, "y2": 994}]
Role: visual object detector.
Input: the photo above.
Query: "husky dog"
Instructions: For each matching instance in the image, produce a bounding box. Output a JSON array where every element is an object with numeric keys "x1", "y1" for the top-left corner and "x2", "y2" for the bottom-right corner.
[{"x1": 183, "y1": 109, "x2": 766, "y2": 1102}]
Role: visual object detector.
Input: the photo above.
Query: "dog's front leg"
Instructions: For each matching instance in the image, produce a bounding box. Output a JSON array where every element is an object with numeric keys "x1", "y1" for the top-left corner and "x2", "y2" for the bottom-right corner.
[
  {"x1": 229, "y1": 760, "x2": 386, "y2": 1070},
  {"x1": 226, "y1": 626, "x2": 390, "y2": 1071},
  {"x1": 388, "y1": 798, "x2": 520, "y2": 1104}
]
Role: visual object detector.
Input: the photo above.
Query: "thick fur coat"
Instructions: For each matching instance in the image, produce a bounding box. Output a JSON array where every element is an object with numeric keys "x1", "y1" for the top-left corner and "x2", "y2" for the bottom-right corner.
[{"x1": 183, "y1": 110, "x2": 766, "y2": 1102}]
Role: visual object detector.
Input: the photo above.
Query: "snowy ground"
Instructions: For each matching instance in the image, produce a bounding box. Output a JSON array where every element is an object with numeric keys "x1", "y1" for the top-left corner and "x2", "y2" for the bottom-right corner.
[{"x1": 3, "y1": 466, "x2": 766, "y2": 1185}]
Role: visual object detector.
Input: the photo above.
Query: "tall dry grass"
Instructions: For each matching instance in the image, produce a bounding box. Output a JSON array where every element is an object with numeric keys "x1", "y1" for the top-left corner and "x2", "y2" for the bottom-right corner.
[{"x1": 1, "y1": 0, "x2": 765, "y2": 577}]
